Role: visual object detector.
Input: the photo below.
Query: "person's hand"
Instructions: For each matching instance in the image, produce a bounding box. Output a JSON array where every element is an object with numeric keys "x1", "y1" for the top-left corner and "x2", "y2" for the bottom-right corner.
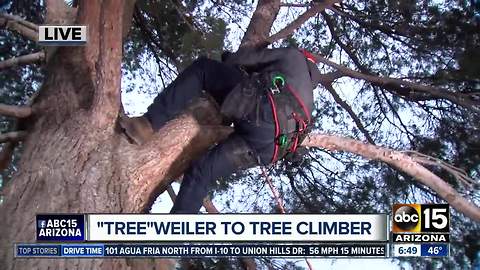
[
  {"x1": 221, "y1": 51, "x2": 233, "y2": 62},
  {"x1": 284, "y1": 146, "x2": 309, "y2": 167}
]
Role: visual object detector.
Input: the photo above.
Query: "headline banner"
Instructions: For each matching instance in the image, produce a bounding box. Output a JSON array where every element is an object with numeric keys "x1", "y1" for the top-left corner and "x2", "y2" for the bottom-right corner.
[{"x1": 87, "y1": 214, "x2": 388, "y2": 242}]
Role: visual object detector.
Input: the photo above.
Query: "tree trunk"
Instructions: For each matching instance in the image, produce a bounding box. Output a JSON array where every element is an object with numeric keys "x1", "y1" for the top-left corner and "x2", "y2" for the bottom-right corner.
[
  {"x1": 0, "y1": 49, "x2": 127, "y2": 269},
  {"x1": 0, "y1": 43, "x2": 233, "y2": 270},
  {"x1": 0, "y1": 1, "x2": 230, "y2": 269}
]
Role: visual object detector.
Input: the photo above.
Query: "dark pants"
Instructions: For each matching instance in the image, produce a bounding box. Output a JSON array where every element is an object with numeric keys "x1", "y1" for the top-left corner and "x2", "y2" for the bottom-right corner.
[{"x1": 144, "y1": 57, "x2": 275, "y2": 213}]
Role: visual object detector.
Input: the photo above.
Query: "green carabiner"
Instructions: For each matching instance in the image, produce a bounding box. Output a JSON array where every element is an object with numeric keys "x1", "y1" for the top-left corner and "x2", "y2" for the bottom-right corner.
[
  {"x1": 278, "y1": 134, "x2": 288, "y2": 148},
  {"x1": 272, "y1": 74, "x2": 285, "y2": 88}
]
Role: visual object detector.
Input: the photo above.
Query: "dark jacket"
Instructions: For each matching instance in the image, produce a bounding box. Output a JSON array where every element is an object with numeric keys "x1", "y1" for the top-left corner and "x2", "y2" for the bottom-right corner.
[{"x1": 224, "y1": 47, "x2": 321, "y2": 116}]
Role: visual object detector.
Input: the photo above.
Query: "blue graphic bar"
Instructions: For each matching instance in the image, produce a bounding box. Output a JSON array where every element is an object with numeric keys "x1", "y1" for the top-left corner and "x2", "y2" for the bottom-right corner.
[
  {"x1": 36, "y1": 214, "x2": 85, "y2": 242},
  {"x1": 421, "y1": 244, "x2": 449, "y2": 257},
  {"x1": 16, "y1": 244, "x2": 61, "y2": 257},
  {"x1": 61, "y1": 244, "x2": 104, "y2": 257}
]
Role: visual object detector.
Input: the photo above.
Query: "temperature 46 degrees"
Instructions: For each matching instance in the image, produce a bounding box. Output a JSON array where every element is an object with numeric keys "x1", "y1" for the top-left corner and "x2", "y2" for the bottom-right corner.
[{"x1": 421, "y1": 244, "x2": 449, "y2": 257}]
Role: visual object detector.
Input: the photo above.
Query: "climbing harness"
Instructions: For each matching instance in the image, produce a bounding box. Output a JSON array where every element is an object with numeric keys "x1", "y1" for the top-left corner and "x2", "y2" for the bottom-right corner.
[
  {"x1": 261, "y1": 68, "x2": 313, "y2": 266},
  {"x1": 265, "y1": 72, "x2": 311, "y2": 163}
]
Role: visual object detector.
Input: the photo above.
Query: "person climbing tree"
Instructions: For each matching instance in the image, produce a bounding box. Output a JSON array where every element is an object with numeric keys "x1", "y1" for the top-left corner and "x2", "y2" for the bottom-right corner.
[{"x1": 120, "y1": 46, "x2": 322, "y2": 214}]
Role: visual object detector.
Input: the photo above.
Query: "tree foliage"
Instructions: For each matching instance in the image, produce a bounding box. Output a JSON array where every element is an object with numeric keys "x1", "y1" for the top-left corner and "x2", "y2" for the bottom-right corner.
[
  {"x1": 0, "y1": 0, "x2": 43, "y2": 194},
  {"x1": 1, "y1": 0, "x2": 479, "y2": 269}
]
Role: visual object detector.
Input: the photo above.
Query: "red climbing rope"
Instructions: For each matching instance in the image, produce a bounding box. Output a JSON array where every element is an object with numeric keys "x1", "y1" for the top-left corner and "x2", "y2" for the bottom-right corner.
[
  {"x1": 261, "y1": 166, "x2": 286, "y2": 213},
  {"x1": 260, "y1": 166, "x2": 314, "y2": 270}
]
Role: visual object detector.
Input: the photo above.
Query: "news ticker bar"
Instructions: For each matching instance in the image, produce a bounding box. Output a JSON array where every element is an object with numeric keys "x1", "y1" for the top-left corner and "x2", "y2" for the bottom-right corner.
[
  {"x1": 16, "y1": 243, "x2": 388, "y2": 258},
  {"x1": 17, "y1": 243, "x2": 449, "y2": 258},
  {"x1": 37, "y1": 214, "x2": 388, "y2": 242}
]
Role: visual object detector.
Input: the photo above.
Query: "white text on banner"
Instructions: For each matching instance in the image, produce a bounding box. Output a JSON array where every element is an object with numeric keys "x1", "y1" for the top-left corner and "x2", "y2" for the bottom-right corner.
[{"x1": 87, "y1": 214, "x2": 387, "y2": 242}]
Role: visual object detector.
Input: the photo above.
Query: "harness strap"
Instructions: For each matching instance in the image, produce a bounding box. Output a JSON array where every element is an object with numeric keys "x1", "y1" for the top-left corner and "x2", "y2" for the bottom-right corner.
[
  {"x1": 286, "y1": 84, "x2": 311, "y2": 123},
  {"x1": 268, "y1": 82, "x2": 310, "y2": 163},
  {"x1": 267, "y1": 92, "x2": 280, "y2": 163}
]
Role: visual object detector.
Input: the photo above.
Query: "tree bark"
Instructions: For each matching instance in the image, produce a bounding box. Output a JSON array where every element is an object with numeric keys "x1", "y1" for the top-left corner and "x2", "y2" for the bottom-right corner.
[
  {"x1": 0, "y1": 104, "x2": 32, "y2": 118},
  {"x1": 1, "y1": 1, "x2": 479, "y2": 270},
  {"x1": 0, "y1": 131, "x2": 27, "y2": 143},
  {"x1": 0, "y1": 52, "x2": 45, "y2": 70},
  {"x1": 266, "y1": 0, "x2": 341, "y2": 44},
  {"x1": 0, "y1": 14, "x2": 38, "y2": 41},
  {"x1": 241, "y1": 0, "x2": 281, "y2": 48}
]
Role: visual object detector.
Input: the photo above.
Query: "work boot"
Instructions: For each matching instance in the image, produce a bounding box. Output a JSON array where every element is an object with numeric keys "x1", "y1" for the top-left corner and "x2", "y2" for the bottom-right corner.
[{"x1": 119, "y1": 115, "x2": 154, "y2": 145}]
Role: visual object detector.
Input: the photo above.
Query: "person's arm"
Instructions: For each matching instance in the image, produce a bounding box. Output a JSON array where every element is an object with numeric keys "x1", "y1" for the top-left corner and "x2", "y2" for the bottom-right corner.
[{"x1": 224, "y1": 47, "x2": 299, "y2": 68}]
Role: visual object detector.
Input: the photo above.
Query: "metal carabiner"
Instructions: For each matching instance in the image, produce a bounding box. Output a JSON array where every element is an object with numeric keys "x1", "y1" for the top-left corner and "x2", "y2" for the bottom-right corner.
[
  {"x1": 269, "y1": 74, "x2": 285, "y2": 95},
  {"x1": 277, "y1": 134, "x2": 289, "y2": 148}
]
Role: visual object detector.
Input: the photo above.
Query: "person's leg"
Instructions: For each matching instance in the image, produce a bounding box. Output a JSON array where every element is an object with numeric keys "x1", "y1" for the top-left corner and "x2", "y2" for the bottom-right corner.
[
  {"x1": 170, "y1": 134, "x2": 258, "y2": 214},
  {"x1": 170, "y1": 98, "x2": 277, "y2": 213},
  {"x1": 144, "y1": 57, "x2": 243, "y2": 130}
]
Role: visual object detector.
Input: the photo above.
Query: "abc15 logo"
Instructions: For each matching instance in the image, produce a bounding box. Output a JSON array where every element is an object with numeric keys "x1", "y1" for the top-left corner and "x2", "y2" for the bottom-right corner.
[{"x1": 392, "y1": 204, "x2": 449, "y2": 233}]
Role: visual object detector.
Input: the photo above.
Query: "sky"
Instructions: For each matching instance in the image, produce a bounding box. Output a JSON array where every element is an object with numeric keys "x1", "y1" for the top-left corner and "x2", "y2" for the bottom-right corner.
[{"x1": 119, "y1": 1, "x2": 438, "y2": 269}]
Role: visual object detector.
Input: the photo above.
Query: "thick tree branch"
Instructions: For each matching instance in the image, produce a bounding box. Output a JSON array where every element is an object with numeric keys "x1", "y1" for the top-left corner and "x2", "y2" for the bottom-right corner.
[
  {"x1": 302, "y1": 133, "x2": 480, "y2": 222},
  {"x1": 280, "y1": 3, "x2": 309, "y2": 8},
  {"x1": 122, "y1": 0, "x2": 137, "y2": 39},
  {"x1": 121, "y1": 98, "x2": 233, "y2": 212},
  {"x1": 0, "y1": 104, "x2": 32, "y2": 118},
  {"x1": 0, "y1": 13, "x2": 38, "y2": 30},
  {"x1": 0, "y1": 142, "x2": 15, "y2": 172},
  {"x1": 42, "y1": 0, "x2": 78, "y2": 63},
  {"x1": 0, "y1": 14, "x2": 38, "y2": 41},
  {"x1": 0, "y1": 93, "x2": 38, "y2": 173},
  {"x1": 313, "y1": 53, "x2": 480, "y2": 112},
  {"x1": 0, "y1": 52, "x2": 45, "y2": 70},
  {"x1": 45, "y1": 0, "x2": 76, "y2": 24},
  {"x1": 402, "y1": 151, "x2": 477, "y2": 189},
  {"x1": 241, "y1": 0, "x2": 281, "y2": 48},
  {"x1": 77, "y1": 0, "x2": 124, "y2": 129},
  {"x1": 317, "y1": 70, "x2": 343, "y2": 84},
  {"x1": 322, "y1": 82, "x2": 375, "y2": 144},
  {"x1": 0, "y1": 131, "x2": 27, "y2": 143},
  {"x1": 266, "y1": 0, "x2": 341, "y2": 44}
]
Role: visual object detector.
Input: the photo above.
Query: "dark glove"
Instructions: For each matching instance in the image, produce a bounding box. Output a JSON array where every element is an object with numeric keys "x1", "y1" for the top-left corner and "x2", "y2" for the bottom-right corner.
[
  {"x1": 283, "y1": 146, "x2": 309, "y2": 167},
  {"x1": 221, "y1": 51, "x2": 233, "y2": 62}
]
